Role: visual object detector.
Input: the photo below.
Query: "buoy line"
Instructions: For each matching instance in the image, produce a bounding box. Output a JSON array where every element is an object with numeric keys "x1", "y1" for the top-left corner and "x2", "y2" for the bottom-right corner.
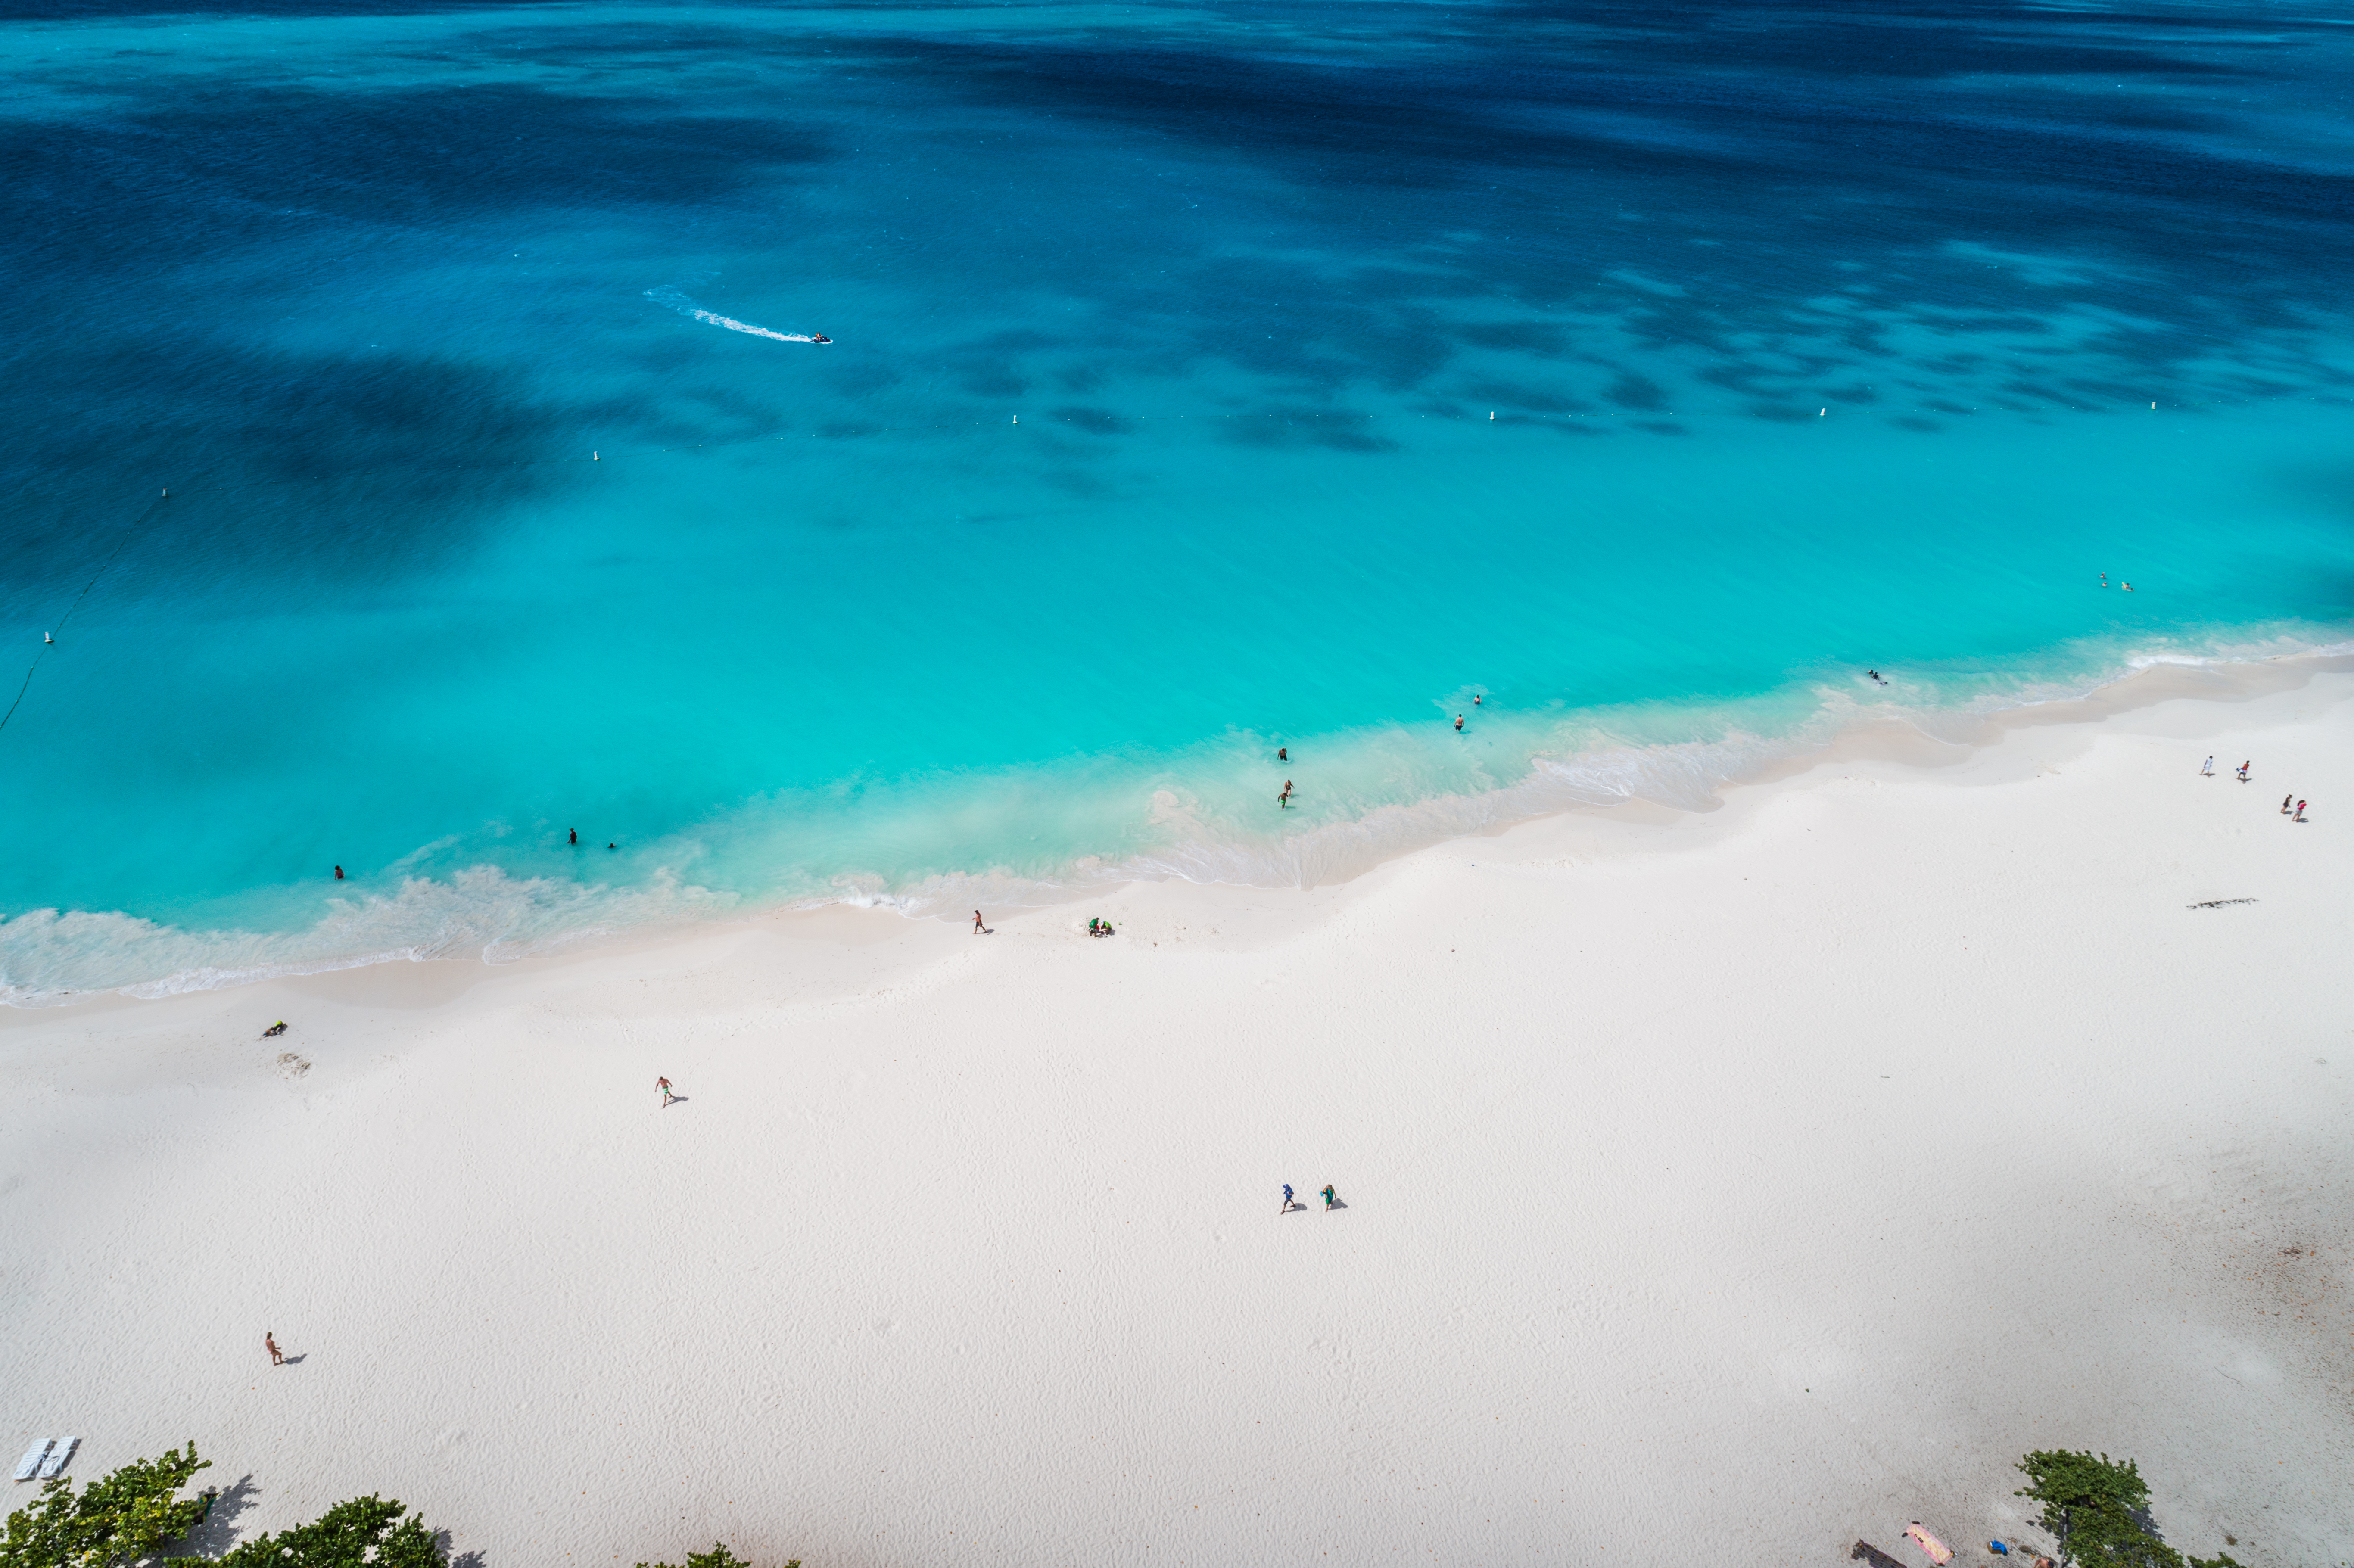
[
  {"x1": 0, "y1": 491, "x2": 167, "y2": 739},
  {"x1": 0, "y1": 389, "x2": 2232, "y2": 744},
  {"x1": 78, "y1": 395, "x2": 2220, "y2": 509}
]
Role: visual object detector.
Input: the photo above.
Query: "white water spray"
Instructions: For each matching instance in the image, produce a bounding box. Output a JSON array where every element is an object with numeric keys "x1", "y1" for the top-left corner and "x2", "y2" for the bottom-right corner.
[{"x1": 645, "y1": 286, "x2": 822, "y2": 343}]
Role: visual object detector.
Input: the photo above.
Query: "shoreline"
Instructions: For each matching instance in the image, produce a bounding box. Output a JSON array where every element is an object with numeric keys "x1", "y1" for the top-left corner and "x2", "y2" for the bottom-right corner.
[
  {"x1": 2, "y1": 660, "x2": 2349, "y2": 1565},
  {"x1": 6, "y1": 643, "x2": 2349, "y2": 1014}
]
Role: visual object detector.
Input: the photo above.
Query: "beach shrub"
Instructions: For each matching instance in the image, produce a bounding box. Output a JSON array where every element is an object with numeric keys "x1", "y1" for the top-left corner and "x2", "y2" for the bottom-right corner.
[
  {"x1": 214, "y1": 1494, "x2": 443, "y2": 1567},
  {"x1": 0, "y1": 1442, "x2": 211, "y2": 1568},
  {"x1": 634, "y1": 1546, "x2": 793, "y2": 1568},
  {"x1": 2015, "y1": 1450, "x2": 2242, "y2": 1568}
]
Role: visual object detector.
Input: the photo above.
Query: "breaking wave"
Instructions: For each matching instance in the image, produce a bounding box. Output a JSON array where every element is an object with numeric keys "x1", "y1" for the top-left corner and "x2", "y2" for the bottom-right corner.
[{"x1": 4, "y1": 628, "x2": 2348, "y2": 1005}]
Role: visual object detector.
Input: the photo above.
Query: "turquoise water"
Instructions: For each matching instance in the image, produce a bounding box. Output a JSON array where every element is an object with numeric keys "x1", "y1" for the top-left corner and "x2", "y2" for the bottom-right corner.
[{"x1": 2, "y1": 1, "x2": 2351, "y2": 998}]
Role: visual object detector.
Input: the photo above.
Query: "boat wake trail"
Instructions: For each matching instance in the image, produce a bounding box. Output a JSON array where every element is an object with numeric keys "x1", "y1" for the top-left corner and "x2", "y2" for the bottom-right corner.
[{"x1": 645, "y1": 286, "x2": 821, "y2": 343}]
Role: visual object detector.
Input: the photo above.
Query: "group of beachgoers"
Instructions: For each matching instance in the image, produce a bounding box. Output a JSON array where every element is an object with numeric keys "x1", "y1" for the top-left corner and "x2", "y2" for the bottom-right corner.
[
  {"x1": 1279, "y1": 696, "x2": 1495, "y2": 810},
  {"x1": 968, "y1": 908, "x2": 1114, "y2": 937},
  {"x1": 2098, "y1": 572, "x2": 2134, "y2": 591},
  {"x1": 2203, "y1": 755, "x2": 2309, "y2": 819},
  {"x1": 1279, "y1": 1183, "x2": 1340, "y2": 1213}
]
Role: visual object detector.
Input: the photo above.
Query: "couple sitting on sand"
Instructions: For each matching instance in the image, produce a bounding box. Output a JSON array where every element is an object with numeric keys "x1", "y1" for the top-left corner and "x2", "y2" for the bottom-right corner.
[{"x1": 1087, "y1": 918, "x2": 1116, "y2": 938}]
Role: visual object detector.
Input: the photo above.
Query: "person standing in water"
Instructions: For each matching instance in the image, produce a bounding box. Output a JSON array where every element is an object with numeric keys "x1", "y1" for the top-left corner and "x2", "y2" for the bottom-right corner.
[
  {"x1": 1473, "y1": 694, "x2": 1482, "y2": 706},
  {"x1": 333, "y1": 865, "x2": 343, "y2": 880},
  {"x1": 1277, "y1": 747, "x2": 1287, "y2": 762},
  {"x1": 1454, "y1": 714, "x2": 1464, "y2": 732},
  {"x1": 569, "y1": 828, "x2": 578, "y2": 845},
  {"x1": 1279, "y1": 780, "x2": 1293, "y2": 809}
]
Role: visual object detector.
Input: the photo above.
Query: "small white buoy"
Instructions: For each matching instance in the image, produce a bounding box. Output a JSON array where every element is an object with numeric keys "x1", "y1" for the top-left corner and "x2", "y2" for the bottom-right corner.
[
  {"x1": 592, "y1": 451, "x2": 600, "y2": 461},
  {"x1": 1489, "y1": 411, "x2": 1496, "y2": 420},
  {"x1": 1012, "y1": 414, "x2": 1018, "y2": 425}
]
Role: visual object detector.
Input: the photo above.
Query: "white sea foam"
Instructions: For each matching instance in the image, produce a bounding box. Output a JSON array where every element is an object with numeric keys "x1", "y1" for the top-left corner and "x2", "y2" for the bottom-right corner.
[
  {"x1": 5, "y1": 630, "x2": 2348, "y2": 1005},
  {"x1": 0, "y1": 867, "x2": 736, "y2": 1008},
  {"x1": 645, "y1": 285, "x2": 819, "y2": 343}
]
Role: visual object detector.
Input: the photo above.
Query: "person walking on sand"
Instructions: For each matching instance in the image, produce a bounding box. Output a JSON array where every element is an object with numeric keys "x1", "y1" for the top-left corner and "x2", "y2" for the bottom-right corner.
[
  {"x1": 265, "y1": 1331, "x2": 283, "y2": 1366},
  {"x1": 2236, "y1": 761, "x2": 2250, "y2": 781},
  {"x1": 2201, "y1": 756, "x2": 2214, "y2": 775},
  {"x1": 1321, "y1": 1184, "x2": 1337, "y2": 1210},
  {"x1": 2282, "y1": 793, "x2": 2295, "y2": 814},
  {"x1": 1281, "y1": 1183, "x2": 1295, "y2": 1213},
  {"x1": 973, "y1": 909, "x2": 987, "y2": 934},
  {"x1": 657, "y1": 1076, "x2": 677, "y2": 1107},
  {"x1": 2295, "y1": 799, "x2": 2307, "y2": 821}
]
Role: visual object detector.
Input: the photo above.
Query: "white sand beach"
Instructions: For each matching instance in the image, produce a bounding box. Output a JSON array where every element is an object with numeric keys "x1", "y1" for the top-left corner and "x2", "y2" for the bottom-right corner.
[{"x1": 3, "y1": 661, "x2": 2351, "y2": 1568}]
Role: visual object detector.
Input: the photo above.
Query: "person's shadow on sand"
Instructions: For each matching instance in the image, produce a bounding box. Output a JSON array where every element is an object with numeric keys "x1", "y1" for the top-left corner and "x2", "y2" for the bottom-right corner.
[
  {"x1": 281, "y1": 1353, "x2": 307, "y2": 1365},
  {"x1": 183, "y1": 1476, "x2": 259, "y2": 1555},
  {"x1": 1326, "y1": 1198, "x2": 1349, "y2": 1210},
  {"x1": 662, "y1": 1095, "x2": 691, "y2": 1108}
]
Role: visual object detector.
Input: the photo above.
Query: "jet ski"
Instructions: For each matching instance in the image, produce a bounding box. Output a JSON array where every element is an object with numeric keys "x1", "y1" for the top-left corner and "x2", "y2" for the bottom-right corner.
[{"x1": 810, "y1": 333, "x2": 832, "y2": 344}]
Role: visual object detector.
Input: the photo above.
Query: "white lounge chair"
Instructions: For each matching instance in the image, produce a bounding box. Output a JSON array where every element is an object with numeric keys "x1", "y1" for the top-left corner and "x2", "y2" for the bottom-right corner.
[
  {"x1": 12, "y1": 1440, "x2": 51, "y2": 1481},
  {"x1": 36, "y1": 1438, "x2": 76, "y2": 1479}
]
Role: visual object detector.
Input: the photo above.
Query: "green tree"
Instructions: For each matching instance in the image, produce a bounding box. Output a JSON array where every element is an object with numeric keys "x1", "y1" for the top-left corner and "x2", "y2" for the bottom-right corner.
[
  {"x1": 633, "y1": 1546, "x2": 795, "y2": 1568},
  {"x1": 0, "y1": 1443, "x2": 210, "y2": 1568},
  {"x1": 2015, "y1": 1450, "x2": 2243, "y2": 1568},
  {"x1": 213, "y1": 1495, "x2": 444, "y2": 1568}
]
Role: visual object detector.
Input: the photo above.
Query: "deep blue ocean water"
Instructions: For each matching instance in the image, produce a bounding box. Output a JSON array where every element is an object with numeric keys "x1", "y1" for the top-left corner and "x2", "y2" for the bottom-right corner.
[{"x1": 2, "y1": 0, "x2": 2350, "y2": 998}]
